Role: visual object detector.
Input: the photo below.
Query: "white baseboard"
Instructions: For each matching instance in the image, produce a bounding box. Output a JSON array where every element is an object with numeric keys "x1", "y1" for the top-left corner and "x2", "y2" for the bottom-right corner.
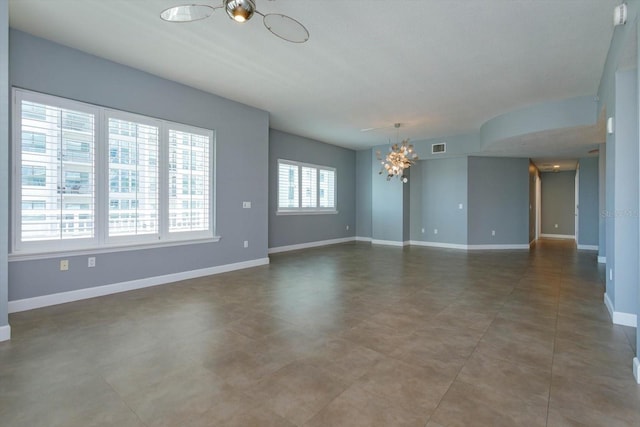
[
  {"x1": 467, "y1": 244, "x2": 530, "y2": 250},
  {"x1": 409, "y1": 240, "x2": 529, "y2": 251},
  {"x1": 371, "y1": 239, "x2": 409, "y2": 247},
  {"x1": 8, "y1": 257, "x2": 270, "y2": 314},
  {"x1": 598, "y1": 256, "x2": 606, "y2": 264},
  {"x1": 409, "y1": 240, "x2": 467, "y2": 250},
  {"x1": 604, "y1": 293, "x2": 637, "y2": 327},
  {"x1": 355, "y1": 236, "x2": 372, "y2": 242},
  {"x1": 540, "y1": 234, "x2": 575, "y2": 240},
  {"x1": 0, "y1": 325, "x2": 10, "y2": 342},
  {"x1": 577, "y1": 244, "x2": 598, "y2": 251},
  {"x1": 409, "y1": 241, "x2": 529, "y2": 251},
  {"x1": 634, "y1": 358, "x2": 640, "y2": 384},
  {"x1": 268, "y1": 237, "x2": 355, "y2": 254}
]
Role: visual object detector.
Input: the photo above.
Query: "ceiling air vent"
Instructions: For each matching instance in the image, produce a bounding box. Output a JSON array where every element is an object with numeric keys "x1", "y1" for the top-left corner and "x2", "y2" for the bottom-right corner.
[{"x1": 432, "y1": 143, "x2": 446, "y2": 154}]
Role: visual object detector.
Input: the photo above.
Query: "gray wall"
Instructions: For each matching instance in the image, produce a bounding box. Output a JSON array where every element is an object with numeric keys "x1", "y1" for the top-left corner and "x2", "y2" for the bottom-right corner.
[
  {"x1": 467, "y1": 157, "x2": 529, "y2": 245},
  {"x1": 541, "y1": 171, "x2": 576, "y2": 236},
  {"x1": 577, "y1": 157, "x2": 600, "y2": 247},
  {"x1": 0, "y1": 0, "x2": 8, "y2": 329},
  {"x1": 599, "y1": 143, "x2": 606, "y2": 258},
  {"x1": 355, "y1": 149, "x2": 372, "y2": 239},
  {"x1": 371, "y1": 146, "x2": 405, "y2": 243},
  {"x1": 608, "y1": 68, "x2": 639, "y2": 315},
  {"x1": 9, "y1": 31, "x2": 270, "y2": 301},
  {"x1": 268, "y1": 129, "x2": 355, "y2": 248},
  {"x1": 528, "y1": 162, "x2": 538, "y2": 243},
  {"x1": 411, "y1": 157, "x2": 468, "y2": 244}
]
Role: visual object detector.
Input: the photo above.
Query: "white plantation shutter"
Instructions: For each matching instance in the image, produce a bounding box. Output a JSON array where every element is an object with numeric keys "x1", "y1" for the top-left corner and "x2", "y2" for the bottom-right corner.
[
  {"x1": 300, "y1": 166, "x2": 317, "y2": 208},
  {"x1": 13, "y1": 89, "x2": 216, "y2": 254},
  {"x1": 168, "y1": 129, "x2": 210, "y2": 233},
  {"x1": 277, "y1": 160, "x2": 336, "y2": 213},
  {"x1": 319, "y1": 169, "x2": 335, "y2": 208},
  {"x1": 18, "y1": 99, "x2": 96, "y2": 245},
  {"x1": 278, "y1": 162, "x2": 298, "y2": 209},
  {"x1": 107, "y1": 117, "x2": 159, "y2": 237}
]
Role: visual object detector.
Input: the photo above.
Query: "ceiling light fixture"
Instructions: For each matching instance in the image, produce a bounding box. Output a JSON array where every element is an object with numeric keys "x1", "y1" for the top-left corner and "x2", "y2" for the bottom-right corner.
[
  {"x1": 160, "y1": 1, "x2": 309, "y2": 43},
  {"x1": 376, "y1": 124, "x2": 418, "y2": 183},
  {"x1": 224, "y1": 0, "x2": 255, "y2": 23}
]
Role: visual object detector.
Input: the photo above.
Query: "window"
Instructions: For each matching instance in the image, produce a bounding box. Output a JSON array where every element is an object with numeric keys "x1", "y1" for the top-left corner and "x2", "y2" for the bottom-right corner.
[
  {"x1": 168, "y1": 129, "x2": 210, "y2": 233},
  {"x1": 13, "y1": 89, "x2": 216, "y2": 254},
  {"x1": 277, "y1": 159, "x2": 336, "y2": 214}
]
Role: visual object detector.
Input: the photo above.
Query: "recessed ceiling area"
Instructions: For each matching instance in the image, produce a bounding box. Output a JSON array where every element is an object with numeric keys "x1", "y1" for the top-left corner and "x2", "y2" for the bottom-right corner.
[
  {"x1": 489, "y1": 115, "x2": 605, "y2": 172},
  {"x1": 8, "y1": 0, "x2": 618, "y2": 156}
]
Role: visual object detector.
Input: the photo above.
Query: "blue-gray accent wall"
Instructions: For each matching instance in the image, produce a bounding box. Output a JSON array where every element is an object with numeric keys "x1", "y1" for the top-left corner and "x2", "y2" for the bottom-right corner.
[
  {"x1": 598, "y1": 143, "x2": 606, "y2": 259},
  {"x1": 355, "y1": 149, "x2": 372, "y2": 239},
  {"x1": 541, "y1": 171, "x2": 576, "y2": 236},
  {"x1": 8, "y1": 30, "x2": 270, "y2": 301},
  {"x1": 606, "y1": 68, "x2": 639, "y2": 317},
  {"x1": 467, "y1": 157, "x2": 529, "y2": 245},
  {"x1": 410, "y1": 157, "x2": 468, "y2": 245},
  {"x1": 268, "y1": 129, "x2": 356, "y2": 249},
  {"x1": 528, "y1": 162, "x2": 539, "y2": 243},
  {"x1": 0, "y1": 0, "x2": 8, "y2": 330},
  {"x1": 578, "y1": 157, "x2": 599, "y2": 247},
  {"x1": 371, "y1": 145, "x2": 406, "y2": 243}
]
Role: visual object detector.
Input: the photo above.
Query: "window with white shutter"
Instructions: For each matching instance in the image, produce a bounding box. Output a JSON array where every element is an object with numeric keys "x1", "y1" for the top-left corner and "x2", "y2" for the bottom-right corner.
[
  {"x1": 277, "y1": 159, "x2": 336, "y2": 214},
  {"x1": 107, "y1": 115, "x2": 159, "y2": 239},
  {"x1": 12, "y1": 89, "x2": 216, "y2": 256},
  {"x1": 16, "y1": 97, "x2": 97, "y2": 249},
  {"x1": 168, "y1": 128, "x2": 211, "y2": 236}
]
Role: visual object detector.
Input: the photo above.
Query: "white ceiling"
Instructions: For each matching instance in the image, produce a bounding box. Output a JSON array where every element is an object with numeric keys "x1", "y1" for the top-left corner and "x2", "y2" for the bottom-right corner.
[{"x1": 9, "y1": 0, "x2": 618, "y2": 160}]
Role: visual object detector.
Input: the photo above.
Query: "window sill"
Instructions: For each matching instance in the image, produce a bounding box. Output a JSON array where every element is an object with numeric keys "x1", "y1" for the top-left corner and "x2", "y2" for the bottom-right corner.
[
  {"x1": 276, "y1": 210, "x2": 339, "y2": 216},
  {"x1": 8, "y1": 236, "x2": 222, "y2": 262}
]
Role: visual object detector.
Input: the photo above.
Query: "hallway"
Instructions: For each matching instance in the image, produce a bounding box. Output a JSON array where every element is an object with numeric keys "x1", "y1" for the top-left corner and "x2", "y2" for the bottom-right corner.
[{"x1": 1, "y1": 240, "x2": 638, "y2": 426}]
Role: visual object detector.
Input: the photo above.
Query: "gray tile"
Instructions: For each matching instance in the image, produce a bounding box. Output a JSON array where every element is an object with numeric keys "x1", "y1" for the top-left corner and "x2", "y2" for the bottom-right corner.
[{"x1": 2, "y1": 240, "x2": 635, "y2": 426}]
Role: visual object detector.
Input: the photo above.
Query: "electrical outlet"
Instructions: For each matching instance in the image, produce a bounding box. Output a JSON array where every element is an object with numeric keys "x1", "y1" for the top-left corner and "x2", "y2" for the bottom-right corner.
[
  {"x1": 555, "y1": 224, "x2": 559, "y2": 228},
  {"x1": 421, "y1": 228, "x2": 425, "y2": 234},
  {"x1": 60, "y1": 260, "x2": 69, "y2": 271},
  {"x1": 346, "y1": 225, "x2": 349, "y2": 230},
  {"x1": 244, "y1": 240, "x2": 249, "y2": 248},
  {"x1": 434, "y1": 229, "x2": 438, "y2": 235},
  {"x1": 458, "y1": 203, "x2": 463, "y2": 209},
  {"x1": 88, "y1": 257, "x2": 96, "y2": 268},
  {"x1": 491, "y1": 230, "x2": 496, "y2": 236},
  {"x1": 242, "y1": 201, "x2": 251, "y2": 209}
]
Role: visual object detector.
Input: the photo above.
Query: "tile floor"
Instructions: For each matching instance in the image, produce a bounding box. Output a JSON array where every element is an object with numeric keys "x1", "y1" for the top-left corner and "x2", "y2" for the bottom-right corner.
[{"x1": 1, "y1": 239, "x2": 639, "y2": 426}]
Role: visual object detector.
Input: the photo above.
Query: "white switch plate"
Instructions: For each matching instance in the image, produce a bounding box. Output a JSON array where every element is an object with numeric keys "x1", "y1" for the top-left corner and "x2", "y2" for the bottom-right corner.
[
  {"x1": 555, "y1": 224, "x2": 558, "y2": 228},
  {"x1": 346, "y1": 225, "x2": 349, "y2": 230},
  {"x1": 88, "y1": 257, "x2": 96, "y2": 268},
  {"x1": 60, "y1": 260, "x2": 69, "y2": 271},
  {"x1": 242, "y1": 201, "x2": 251, "y2": 209},
  {"x1": 244, "y1": 240, "x2": 248, "y2": 248},
  {"x1": 458, "y1": 203, "x2": 463, "y2": 209},
  {"x1": 421, "y1": 228, "x2": 425, "y2": 233},
  {"x1": 434, "y1": 229, "x2": 438, "y2": 235},
  {"x1": 491, "y1": 230, "x2": 496, "y2": 236}
]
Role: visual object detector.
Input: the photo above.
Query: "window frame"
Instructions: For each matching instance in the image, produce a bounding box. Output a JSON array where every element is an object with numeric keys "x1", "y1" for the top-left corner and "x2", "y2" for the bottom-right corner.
[
  {"x1": 276, "y1": 159, "x2": 337, "y2": 215},
  {"x1": 11, "y1": 88, "x2": 218, "y2": 257}
]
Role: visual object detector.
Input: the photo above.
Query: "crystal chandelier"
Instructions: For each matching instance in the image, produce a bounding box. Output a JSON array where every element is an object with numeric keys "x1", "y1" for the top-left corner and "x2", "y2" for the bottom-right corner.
[{"x1": 376, "y1": 125, "x2": 418, "y2": 183}]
